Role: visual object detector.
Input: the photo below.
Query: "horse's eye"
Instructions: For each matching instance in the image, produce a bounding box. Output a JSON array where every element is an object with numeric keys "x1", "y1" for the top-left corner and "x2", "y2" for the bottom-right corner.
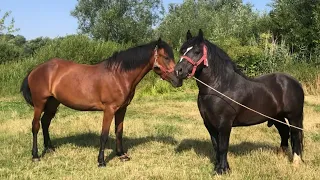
[
  {"x1": 195, "y1": 50, "x2": 201, "y2": 54},
  {"x1": 165, "y1": 56, "x2": 170, "y2": 60}
]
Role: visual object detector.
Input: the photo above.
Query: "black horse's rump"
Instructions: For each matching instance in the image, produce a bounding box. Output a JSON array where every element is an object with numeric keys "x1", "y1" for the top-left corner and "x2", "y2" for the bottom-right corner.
[{"x1": 175, "y1": 29, "x2": 304, "y2": 174}]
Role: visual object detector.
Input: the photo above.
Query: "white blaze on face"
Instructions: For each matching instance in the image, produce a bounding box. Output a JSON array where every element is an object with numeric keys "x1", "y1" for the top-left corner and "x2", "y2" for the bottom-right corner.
[{"x1": 179, "y1": 46, "x2": 193, "y2": 62}]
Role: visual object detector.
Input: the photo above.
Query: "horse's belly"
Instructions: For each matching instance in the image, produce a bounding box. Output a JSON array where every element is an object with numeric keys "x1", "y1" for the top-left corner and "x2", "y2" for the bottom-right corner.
[
  {"x1": 233, "y1": 115, "x2": 268, "y2": 127},
  {"x1": 53, "y1": 90, "x2": 104, "y2": 111},
  {"x1": 60, "y1": 101, "x2": 103, "y2": 111}
]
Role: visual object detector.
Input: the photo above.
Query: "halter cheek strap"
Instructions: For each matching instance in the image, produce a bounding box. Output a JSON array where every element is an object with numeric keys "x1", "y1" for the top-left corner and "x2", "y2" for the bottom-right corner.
[
  {"x1": 180, "y1": 45, "x2": 208, "y2": 78},
  {"x1": 152, "y1": 46, "x2": 174, "y2": 80}
]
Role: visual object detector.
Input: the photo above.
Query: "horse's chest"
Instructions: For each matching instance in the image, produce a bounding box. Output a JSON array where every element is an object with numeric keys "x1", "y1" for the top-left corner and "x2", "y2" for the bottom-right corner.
[
  {"x1": 122, "y1": 91, "x2": 135, "y2": 107},
  {"x1": 197, "y1": 94, "x2": 236, "y2": 119}
]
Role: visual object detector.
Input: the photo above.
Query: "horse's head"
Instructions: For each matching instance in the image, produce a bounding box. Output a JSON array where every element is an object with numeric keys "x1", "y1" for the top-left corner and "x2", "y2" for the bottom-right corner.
[
  {"x1": 152, "y1": 38, "x2": 182, "y2": 87},
  {"x1": 175, "y1": 29, "x2": 208, "y2": 80}
]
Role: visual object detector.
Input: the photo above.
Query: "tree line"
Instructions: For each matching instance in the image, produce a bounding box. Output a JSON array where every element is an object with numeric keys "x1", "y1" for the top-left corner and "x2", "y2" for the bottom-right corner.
[{"x1": 1, "y1": 0, "x2": 320, "y2": 70}]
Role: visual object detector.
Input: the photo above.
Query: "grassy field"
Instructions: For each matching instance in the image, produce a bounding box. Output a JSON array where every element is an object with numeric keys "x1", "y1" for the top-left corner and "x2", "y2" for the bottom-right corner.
[{"x1": 0, "y1": 92, "x2": 320, "y2": 180}]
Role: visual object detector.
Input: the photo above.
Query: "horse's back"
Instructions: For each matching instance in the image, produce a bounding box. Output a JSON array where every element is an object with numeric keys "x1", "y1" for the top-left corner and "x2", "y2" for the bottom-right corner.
[
  {"x1": 28, "y1": 58, "x2": 105, "y2": 110},
  {"x1": 255, "y1": 73, "x2": 304, "y2": 114}
]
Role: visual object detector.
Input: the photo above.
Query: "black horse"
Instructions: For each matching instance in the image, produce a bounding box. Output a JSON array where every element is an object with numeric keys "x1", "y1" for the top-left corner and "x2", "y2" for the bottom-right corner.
[{"x1": 174, "y1": 29, "x2": 304, "y2": 174}]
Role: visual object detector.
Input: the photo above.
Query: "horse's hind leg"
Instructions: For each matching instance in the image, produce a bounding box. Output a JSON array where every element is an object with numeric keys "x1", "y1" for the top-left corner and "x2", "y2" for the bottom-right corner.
[
  {"x1": 41, "y1": 97, "x2": 60, "y2": 156},
  {"x1": 287, "y1": 113, "x2": 304, "y2": 166},
  {"x1": 273, "y1": 119, "x2": 290, "y2": 153}
]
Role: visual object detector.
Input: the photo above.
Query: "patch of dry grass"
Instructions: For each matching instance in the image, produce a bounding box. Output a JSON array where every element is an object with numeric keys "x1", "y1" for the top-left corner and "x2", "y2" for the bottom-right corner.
[{"x1": 0, "y1": 92, "x2": 319, "y2": 179}]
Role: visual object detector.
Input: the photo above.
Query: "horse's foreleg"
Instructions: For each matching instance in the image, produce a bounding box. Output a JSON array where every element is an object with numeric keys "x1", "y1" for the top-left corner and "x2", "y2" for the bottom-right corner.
[
  {"x1": 115, "y1": 107, "x2": 130, "y2": 161},
  {"x1": 203, "y1": 120, "x2": 218, "y2": 151},
  {"x1": 215, "y1": 127, "x2": 231, "y2": 175},
  {"x1": 98, "y1": 109, "x2": 114, "y2": 167}
]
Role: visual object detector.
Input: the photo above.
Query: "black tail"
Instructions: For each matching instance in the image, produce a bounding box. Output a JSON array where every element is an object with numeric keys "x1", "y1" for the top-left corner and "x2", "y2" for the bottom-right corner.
[{"x1": 20, "y1": 73, "x2": 33, "y2": 106}]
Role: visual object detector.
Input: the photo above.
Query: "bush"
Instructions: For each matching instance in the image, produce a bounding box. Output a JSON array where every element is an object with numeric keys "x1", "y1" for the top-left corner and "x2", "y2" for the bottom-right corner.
[
  {"x1": 33, "y1": 35, "x2": 130, "y2": 65},
  {"x1": 0, "y1": 41, "x2": 25, "y2": 63}
]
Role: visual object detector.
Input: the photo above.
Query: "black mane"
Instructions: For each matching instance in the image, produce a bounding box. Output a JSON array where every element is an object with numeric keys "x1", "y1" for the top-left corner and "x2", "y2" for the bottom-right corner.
[
  {"x1": 104, "y1": 40, "x2": 174, "y2": 72},
  {"x1": 206, "y1": 40, "x2": 250, "y2": 80}
]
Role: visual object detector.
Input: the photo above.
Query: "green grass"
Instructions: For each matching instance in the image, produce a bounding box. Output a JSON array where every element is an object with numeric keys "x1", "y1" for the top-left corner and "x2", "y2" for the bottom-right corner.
[{"x1": 0, "y1": 92, "x2": 320, "y2": 179}]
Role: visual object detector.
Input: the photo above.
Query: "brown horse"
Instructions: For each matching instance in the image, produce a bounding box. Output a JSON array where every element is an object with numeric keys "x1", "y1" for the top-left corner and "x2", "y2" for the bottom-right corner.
[{"x1": 20, "y1": 38, "x2": 182, "y2": 167}]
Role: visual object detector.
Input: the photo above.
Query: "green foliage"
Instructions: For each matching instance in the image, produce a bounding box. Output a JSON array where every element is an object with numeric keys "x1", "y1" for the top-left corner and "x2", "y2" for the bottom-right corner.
[
  {"x1": 1, "y1": 1, "x2": 320, "y2": 97},
  {"x1": 71, "y1": 0, "x2": 164, "y2": 44},
  {"x1": 269, "y1": 0, "x2": 320, "y2": 58},
  {"x1": 0, "y1": 35, "x2": 53, "y2": 64},
  {"x1": 216, "y1": 37, "x2": 264, "y2": 77},
  {"x1": 23, "y1": 37, "x2": 52, "y2": 55},
  {"x1": 156, "y1": 0, "x2": 260, "y2": 49},
  {"x1": 33, "y1": 35, "x2": 128, "y2": 64},
  {"x1": 0, "y1": 57, "x2": 40, "y2": 96},
  {"x1": 0, "y1": 41, "x2": 25, "y2": 63},
  {"x1": 0, "y1": 10, "x2": 19, "y2": 35}
]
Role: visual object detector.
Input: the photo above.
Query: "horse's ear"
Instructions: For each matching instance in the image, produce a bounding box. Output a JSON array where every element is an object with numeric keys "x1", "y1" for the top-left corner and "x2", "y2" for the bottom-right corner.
[
  {"x1": 186, "y1": 30, "x2": 192, "y2": 40},
  {"x1": 156, "y1": 37, "x2": 162, "y2": 47},
  {"x1": 198, "y1": 29, "x2": 204, "y2": 41}
]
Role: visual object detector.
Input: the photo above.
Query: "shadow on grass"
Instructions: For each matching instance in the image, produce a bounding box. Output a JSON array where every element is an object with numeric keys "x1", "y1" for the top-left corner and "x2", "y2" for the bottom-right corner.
[
  {"x1": 51, "y1": 132, "x2": 177, "y2": 163},
  {"x1": 175, "y1": 139, "x2": 276, "y2": 164}
]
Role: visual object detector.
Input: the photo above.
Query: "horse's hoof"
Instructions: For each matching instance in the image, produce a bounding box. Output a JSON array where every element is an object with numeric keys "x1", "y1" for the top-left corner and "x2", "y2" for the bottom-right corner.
[
  {"x1": 32, "y1": 157, "x2": 41, "y2": 162},
  {"x1": 98, "y1": 162, "x2": 106, "y2": 167},
  {"x1": 292, "y1": 153, "x2": 302, "y2": 167},
  {"x1": 277, "y1": 146, "x2": 288, "y2": 155},
  {"x1": 215, "y1": 166, "x2": 230, "y2": 175},
  {"x1": 119, "y1": 153, "x2": 131, "y2": 162},
  {"x1": 45, "y1": 147, "x2": 55, "y2": 153}
]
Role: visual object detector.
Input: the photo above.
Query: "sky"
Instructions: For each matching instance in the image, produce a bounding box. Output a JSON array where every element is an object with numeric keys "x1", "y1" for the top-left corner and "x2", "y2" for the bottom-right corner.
[{"x1": 1, "y1": 0, "x2": 272, "y2": 40}]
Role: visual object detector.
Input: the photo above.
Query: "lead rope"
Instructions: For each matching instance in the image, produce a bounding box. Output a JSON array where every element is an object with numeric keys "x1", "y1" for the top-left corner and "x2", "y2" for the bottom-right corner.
[{"x1": 192, "y1": 77, "x2": 304, "y2": 131}]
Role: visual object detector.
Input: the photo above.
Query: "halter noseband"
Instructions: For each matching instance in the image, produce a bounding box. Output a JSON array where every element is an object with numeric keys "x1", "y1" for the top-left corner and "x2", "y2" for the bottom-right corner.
[
  {"x1": 180, "y1": 45, "x2": 208, "y2": 78},
  {"x1": 152, "y1": 45, "x2": 174, "y2": 80}
]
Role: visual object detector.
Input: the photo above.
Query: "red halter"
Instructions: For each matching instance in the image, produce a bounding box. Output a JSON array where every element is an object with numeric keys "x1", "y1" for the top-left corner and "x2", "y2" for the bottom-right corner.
[
  {"x1": 180, "y1": 45, "x2": 208, "y2": 78},
  {"x1": 152, "y1": 46, "x2": 174, "y2": 80}
]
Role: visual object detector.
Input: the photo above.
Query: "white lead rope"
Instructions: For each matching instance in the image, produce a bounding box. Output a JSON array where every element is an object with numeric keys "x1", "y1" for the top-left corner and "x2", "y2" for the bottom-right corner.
[{"x1": 193, "y1": 77, "x2": 304, "y2": 131}]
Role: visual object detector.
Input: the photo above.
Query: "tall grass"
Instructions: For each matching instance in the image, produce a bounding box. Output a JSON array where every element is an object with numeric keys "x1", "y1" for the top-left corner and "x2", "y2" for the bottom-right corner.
[{"x1": 0, "y1": 57, "x2": 38, "y2": 96}]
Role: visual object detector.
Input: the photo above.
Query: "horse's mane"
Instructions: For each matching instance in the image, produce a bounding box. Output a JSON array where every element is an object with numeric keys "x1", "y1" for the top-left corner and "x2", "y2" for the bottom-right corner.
[
  {"x1": 103, "y1": 40, "x2": 174, "y2": 72},
  {"x1": 206, "y1": 41, "x2": 250, "y2": 80}
]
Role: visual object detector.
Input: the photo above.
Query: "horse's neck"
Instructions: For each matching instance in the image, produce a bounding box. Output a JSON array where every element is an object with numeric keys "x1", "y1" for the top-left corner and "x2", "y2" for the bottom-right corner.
[
  {"x1": 125, "y1": 64, "x2": 152, "y2": 89},
  {"x1": 196, "y1": 65, "x2": 241, "y2": 93}
]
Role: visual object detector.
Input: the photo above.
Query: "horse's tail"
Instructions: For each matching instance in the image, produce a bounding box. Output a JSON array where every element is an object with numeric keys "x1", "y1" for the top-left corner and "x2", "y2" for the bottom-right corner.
[
  {"x1": 20, "y1": 72, "x2": 33, "y2": 106},
  {"x1": 300, "y1": 112, "x2": 304, "y2": 154}
]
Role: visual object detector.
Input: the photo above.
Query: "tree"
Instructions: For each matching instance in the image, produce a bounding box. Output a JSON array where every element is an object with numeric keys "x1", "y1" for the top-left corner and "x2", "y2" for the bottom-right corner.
[
  {"x1": 9, "y1": 35, "x2": 26, "y2": 46},
  {"x1": 71, "y1": 0, "x2": 164, "y2": 44},
  {"x1": 23, "y1": 37, "x2": 52, "y2": 55},
  {"x1": 0, "y1": 10, "x2": 23, "y2": 63},
  {"x1": 156, "y1": 0, "x2": 259, "y2": 49},
  {"x1": 269, "y1": 0, "x2": 320, "y2": 56},
  {"x1": 0, "y1": 10, "x2": 19, "y2": 40}
]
